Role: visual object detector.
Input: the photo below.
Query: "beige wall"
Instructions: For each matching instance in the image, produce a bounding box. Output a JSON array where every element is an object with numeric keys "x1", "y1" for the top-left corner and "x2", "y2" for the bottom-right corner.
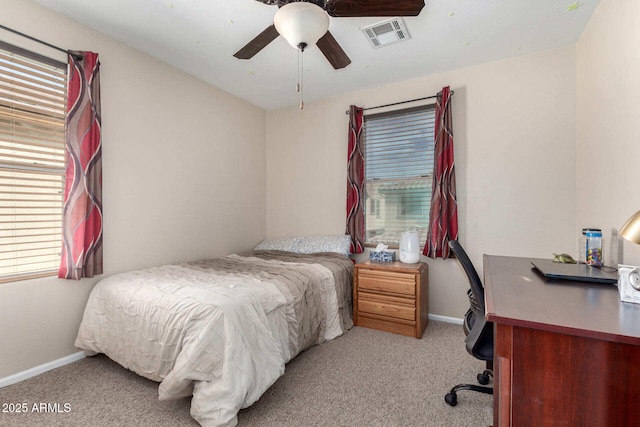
[
  {"x1": 0, "y1": 0, "x2": 266, "y2": 378},
  {"x1": 266, "y1": 46, "x2": 578, "y2": 319},
  {"x1": 577, "y1": 0, "x2": 640, "y2": 266}
]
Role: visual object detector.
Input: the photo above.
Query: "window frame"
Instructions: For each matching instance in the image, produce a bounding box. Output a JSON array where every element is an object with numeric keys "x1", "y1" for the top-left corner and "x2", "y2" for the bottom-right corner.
[
  {"x1": 0, "y1": 41, "x2": 67, "y2": 283},
  {"x1": 362, "y1": 104, "x2": 436, "y2": 248}
]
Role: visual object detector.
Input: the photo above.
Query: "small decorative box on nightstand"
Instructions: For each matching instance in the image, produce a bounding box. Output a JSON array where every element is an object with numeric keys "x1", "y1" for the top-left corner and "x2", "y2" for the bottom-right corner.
[{"x1": 353, "y1": 260, "x2": 429, "y2": 339}]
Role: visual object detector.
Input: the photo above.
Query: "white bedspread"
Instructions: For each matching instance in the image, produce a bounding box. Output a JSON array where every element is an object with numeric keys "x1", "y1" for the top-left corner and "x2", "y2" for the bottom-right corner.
[{"x1": 75, "y1": 252, "x2": 352, "y2": 426}]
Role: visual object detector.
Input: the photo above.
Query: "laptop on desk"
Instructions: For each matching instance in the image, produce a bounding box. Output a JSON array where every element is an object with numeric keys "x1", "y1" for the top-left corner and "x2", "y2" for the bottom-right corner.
[{"x1": 531, "y1": 258, "x2": 618, "y2": 284}]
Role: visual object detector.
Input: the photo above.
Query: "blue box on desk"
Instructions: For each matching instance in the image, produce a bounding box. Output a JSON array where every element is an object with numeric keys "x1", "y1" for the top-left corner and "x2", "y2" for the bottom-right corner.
[{"x1": 369, "y1": 251, "x2": 396, "y2": 262}]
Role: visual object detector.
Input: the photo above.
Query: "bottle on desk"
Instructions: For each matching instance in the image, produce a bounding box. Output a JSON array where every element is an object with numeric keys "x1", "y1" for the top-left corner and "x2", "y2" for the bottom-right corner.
[{"x1": 585, "y1": 229, "x2": 603, "y2": 267}]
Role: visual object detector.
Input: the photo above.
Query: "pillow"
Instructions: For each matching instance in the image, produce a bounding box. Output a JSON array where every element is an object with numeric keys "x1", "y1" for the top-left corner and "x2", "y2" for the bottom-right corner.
[
  {"x1": 254, "y1": 235, "x2": 352, "y2": 255},
  {"x1": 295, "y1": 235, "x2": 352, "y2": 256},
  {"x1": 254, "y1": 236, "x2": 301, "y2": 252}
]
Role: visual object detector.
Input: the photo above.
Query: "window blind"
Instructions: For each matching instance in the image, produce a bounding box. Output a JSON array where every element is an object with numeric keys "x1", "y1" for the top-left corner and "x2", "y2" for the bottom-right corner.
[
  {"x1": 363, "y1": 105, "x2": 435, "y2": 246},
  {"x1": 0, "y1": 45, "x2": 67, "y2": 281}
]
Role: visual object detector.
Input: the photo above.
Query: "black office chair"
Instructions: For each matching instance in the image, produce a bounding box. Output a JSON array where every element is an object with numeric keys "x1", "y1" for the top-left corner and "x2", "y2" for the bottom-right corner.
[{"x1": 444, "y1": 240, "x2": 494, "y2": 407}]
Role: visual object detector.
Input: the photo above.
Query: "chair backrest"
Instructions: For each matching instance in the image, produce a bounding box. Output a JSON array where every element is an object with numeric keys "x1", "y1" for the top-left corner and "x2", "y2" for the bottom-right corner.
[
  {"x1": 448, "y1": 240, "x2": 485, "y2": 314},
  {"x1": 449, "y1": 239, "x2": 494, "y2": 361}
]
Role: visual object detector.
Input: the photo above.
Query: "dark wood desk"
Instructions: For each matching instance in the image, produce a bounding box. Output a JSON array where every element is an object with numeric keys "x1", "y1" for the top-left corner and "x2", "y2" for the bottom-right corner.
[{"x1": 484, "y1": 255, "x2": 640, "y2": 427}]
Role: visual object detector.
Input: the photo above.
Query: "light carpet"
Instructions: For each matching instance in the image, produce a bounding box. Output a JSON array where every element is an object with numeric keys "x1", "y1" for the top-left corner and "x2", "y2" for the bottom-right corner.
[{"x1": 0, "y1": 321, "x2": 493, "y2": 426}]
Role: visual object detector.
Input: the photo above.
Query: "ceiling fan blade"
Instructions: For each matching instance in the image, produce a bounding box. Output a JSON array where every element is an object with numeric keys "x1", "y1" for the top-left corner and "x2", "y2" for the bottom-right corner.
[
  {"x1": 326, "y1": 0, "x2": 425, "y2": 17},
  {"x1": 233, "y1": 24, "x2": 279, "y2": 59},
  {"x1": 316, "y1": 31, "x2": 351, "y2": 69}
]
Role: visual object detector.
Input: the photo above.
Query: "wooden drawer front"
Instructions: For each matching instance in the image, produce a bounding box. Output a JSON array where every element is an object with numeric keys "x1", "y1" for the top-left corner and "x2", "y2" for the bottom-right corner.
[
  {"x1": 358, "y1": 269, "x2": 416, "y2": 296},
  {"x1": 358, "y1": 293, "x2": 416, "y2": 321}
]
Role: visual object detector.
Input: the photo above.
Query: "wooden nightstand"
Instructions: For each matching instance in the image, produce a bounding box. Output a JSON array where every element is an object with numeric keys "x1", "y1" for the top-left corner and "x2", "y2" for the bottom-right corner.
[{"x1": 353, "y1": 260, "x2": 429, "y2": 338}]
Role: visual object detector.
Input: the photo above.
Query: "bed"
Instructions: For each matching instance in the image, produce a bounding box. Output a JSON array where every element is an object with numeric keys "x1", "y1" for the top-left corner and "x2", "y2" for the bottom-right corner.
[{"x1": 75, "y1": 235, "x2": 354, "y2": 427}]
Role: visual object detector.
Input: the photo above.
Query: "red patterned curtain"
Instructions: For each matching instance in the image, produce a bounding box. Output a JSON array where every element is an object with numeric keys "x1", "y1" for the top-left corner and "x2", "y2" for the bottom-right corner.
[
  {"x1": 58, "y1": 51, "x2": 103, "y2": 279},
  {"x1": 423, "y1": 86, "x2": 458, "y2": 259},
  {"x1": 346, "y1": 105, "x2": 365, "y2": 253}
]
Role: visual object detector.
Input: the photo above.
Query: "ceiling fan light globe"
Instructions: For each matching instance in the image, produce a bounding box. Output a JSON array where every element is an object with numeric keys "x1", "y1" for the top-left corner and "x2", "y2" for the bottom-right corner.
[{"x1": 274, "y1": 2, "x2": 329, "y2": 49}]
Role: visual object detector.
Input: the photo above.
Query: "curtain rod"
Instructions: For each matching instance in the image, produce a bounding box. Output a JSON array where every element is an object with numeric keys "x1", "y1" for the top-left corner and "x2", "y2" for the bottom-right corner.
[
  {"x1": 344, "y1": 90, "x2": 454, "y2": 115},
  {"x1": 0, "y1": 23, "x2": 82, "y2": 60}
]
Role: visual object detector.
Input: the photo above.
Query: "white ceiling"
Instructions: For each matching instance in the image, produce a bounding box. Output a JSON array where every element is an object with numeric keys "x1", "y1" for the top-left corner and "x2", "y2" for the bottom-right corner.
[{"x1": 32, "y1": 0, "x2": 600, "y2": 111}]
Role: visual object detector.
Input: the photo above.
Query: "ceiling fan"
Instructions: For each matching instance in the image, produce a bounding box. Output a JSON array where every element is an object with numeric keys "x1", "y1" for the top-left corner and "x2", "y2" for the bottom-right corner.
[{"x1": 233, "y1": 0, "x2": 425, "y2": 70}]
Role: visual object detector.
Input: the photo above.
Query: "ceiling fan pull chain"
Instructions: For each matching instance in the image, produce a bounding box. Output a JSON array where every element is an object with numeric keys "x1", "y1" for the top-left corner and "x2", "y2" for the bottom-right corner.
[
  {"x1": 296, "y1": 46, "x2": 301, "y2": 93},
  {"x1": 297, "y1": 44, "x2": 305, "y2": 109}
]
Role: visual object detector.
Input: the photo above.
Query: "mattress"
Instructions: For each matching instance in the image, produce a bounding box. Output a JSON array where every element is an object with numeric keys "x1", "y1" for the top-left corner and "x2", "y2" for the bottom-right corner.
[{"x1": 75, "y1": 250, "x2": 353, "y2": 426}]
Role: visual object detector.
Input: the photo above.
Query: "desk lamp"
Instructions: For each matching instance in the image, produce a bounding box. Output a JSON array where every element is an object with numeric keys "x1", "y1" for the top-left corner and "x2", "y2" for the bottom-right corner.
[
  {"x1": 620, "y1": 210, "x2": 640, "y2": 244},
  {"x1": 618, "y1": 210, "x2": 640, "y2": 304}
]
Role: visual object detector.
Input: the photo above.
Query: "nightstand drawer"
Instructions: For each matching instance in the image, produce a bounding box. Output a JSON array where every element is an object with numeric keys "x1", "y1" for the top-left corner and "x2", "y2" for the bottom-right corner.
[
  {"x1": 357, "y1": 269, "x2": 416, "y2": 296},
  {"x1": 358, "y1": 293, "x2": 416, "y2": 321}
]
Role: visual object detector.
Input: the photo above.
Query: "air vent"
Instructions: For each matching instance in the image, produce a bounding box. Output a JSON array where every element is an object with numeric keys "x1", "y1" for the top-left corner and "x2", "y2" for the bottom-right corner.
[{"x1": 361, "y1": 17, "x2": 411, "y2": 49}]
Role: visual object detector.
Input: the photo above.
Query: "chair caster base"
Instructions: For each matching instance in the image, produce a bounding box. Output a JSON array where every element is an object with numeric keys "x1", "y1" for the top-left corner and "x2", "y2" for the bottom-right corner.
[
  {"x1": 477, "y1": 369, "x2": 493, "y2": 385},
  {"x1": 444, "y1": 392, "x2": 458, "y2": 406},
  {"x1": 444, "y1": 382, "x2": 493, "y2": 407}
]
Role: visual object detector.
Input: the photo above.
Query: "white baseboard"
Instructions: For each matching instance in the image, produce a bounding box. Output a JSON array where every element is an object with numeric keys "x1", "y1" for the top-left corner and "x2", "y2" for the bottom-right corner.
[
  {"x1": 428, "y1": 313, "x2": 464, "y2": 325},
  {"x1": 0, "y1": 351, "x2": 85, "y2": 389}
]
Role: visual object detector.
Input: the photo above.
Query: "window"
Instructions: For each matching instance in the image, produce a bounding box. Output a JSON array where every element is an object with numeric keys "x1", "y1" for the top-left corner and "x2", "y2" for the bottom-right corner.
[
  {"x1": 363, "y1": 105, "x2": 435, "y2": 246},
  {"x1": 0, "y1": 42, "x2": 67, "y2": 281}
]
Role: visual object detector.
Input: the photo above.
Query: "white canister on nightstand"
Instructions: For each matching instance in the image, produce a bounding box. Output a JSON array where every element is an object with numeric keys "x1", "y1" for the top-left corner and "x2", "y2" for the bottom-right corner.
[{"x1": 399, "y1": 230, "x2": 421, "y2": 263}]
